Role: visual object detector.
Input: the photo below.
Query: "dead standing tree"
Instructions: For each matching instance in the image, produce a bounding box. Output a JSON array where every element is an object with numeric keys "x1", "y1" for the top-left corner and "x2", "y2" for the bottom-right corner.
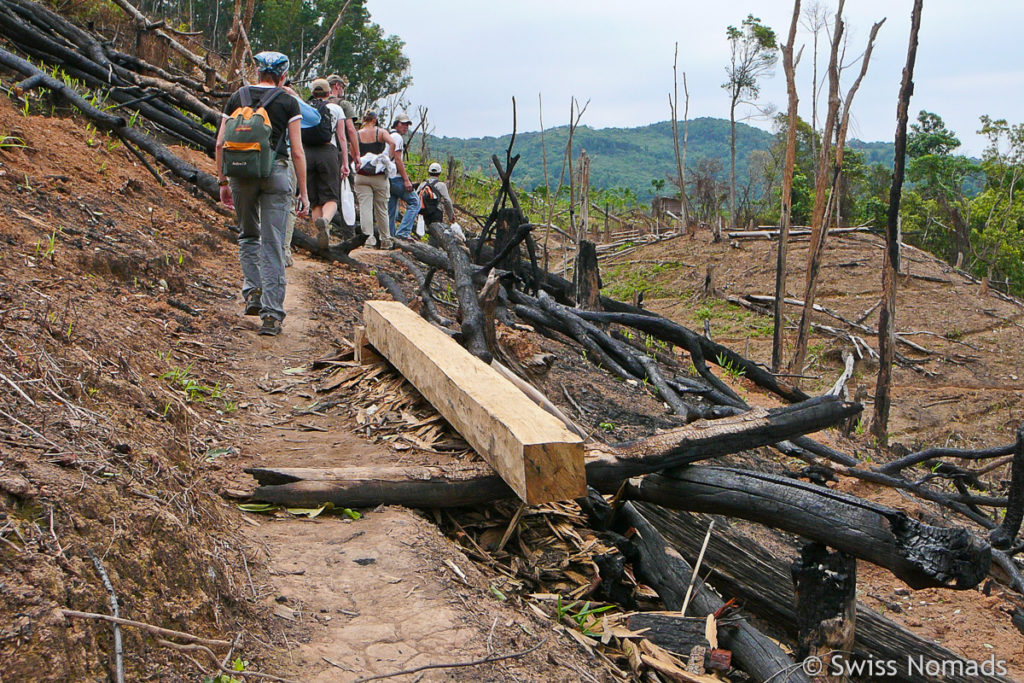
[
  {"x1": 872, "y1": 0, "x2": 923, "y2": 444},
  {"x1": 772, "y1": 0, "x2": 803, "y2": 373},
  {"x1": 790, "y1": 3, "x2": 885, "y2": 376},
  {"x1": 669, "y1": 42, "x2": 691, "y2": 228}
]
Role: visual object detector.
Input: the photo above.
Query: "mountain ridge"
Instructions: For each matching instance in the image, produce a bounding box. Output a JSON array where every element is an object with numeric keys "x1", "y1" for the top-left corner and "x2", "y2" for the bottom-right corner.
[{"x1": 423, "y1": 117, "x2": 894, "y2": 202}]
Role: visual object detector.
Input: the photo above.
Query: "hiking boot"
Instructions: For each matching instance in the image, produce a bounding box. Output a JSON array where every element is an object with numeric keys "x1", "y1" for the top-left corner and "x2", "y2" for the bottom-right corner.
[
  {"x1": 365, "y1": 234, "x2": 377, "y2": 248},
  {"x1": 244, "y1": 289, "x2": 262, "y2": 316},
  {"x1": 258, "y1": 316, "x2": 282, "y2": 336},
  {"x1": 379, "y1": 235, "x2": 394, "y2": 250},
  {"x1": 315, "y1": 217, "x2": 330, "y2": 250}
]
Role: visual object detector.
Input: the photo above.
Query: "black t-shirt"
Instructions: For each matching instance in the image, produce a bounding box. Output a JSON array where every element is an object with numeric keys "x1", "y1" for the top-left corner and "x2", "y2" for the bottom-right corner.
[{"x1": 223, "y1": 85, "x2": 301, "y2": 159}]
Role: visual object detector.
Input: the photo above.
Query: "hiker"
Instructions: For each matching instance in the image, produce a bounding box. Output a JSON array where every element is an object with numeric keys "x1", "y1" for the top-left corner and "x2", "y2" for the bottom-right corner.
[
  {"x1": 386, "y1": 112, "x2": 419, "y2": 239},
  {"x1": 325, "y1": 74, "x2": 361, "y2": 170},
  {"x1": 303, "y1": 78, "x2": 349, "y2": 250},
  {"x1": 353, "y1": 110, "x2": 396, "y2": 249},
  {"x1": 417, "y1": 162, "x2": 455, "y2": 227},
  {"x1": 215, "y1": 51, "x2": 308, "y2": 337},
  {"x1": 281, "y1": 78, "x2": 322, "y2": 267}
]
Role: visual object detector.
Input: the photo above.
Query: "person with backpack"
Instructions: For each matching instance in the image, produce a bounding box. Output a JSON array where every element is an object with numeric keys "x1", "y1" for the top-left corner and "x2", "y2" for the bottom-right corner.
[
  {"x1": 386, "y1": 112, "x2": 419, "y2": 239},
  {"x1": 215, "y1": 51, "x2": 308, "y2": 337},
  {"x1": 325, "y1": 74, "x2": 360, "y2": 170},
  {"x1": 353, "y1": 110, "x2": 396, "y2": 249},
  {"x1": 303, "y1": 78, "x2": 349, "y2": 250},
  {"x1": 417, "y1": 162, "x2": 455, "y2": 227}
]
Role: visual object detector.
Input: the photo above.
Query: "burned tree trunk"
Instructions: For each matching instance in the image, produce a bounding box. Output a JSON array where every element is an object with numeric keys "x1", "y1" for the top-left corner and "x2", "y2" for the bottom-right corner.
[
  {"x1": 574, "y1": 240, "x2": 601, "y2": 311},
  {"x1": 626, "y1": 466, "x2": 990, "y2": 590},
  {"x1": 990, "y1": 424, "x2": 1024, "y2": 549},
  {"x1": 428, "y1": 222, "x2": 492, "y2": 363},
  {"x1": 873, "y1": 0, "x2": 923, "y2": 444},
  {"x1": 773, "y1": 0, "x2": 801, "y2": 373},
  {"x1": 791, "y1": 543, "x2": 857, "y2": 681}
]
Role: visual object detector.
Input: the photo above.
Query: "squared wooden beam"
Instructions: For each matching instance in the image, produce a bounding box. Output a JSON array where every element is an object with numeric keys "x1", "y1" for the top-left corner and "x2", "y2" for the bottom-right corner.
[{"x1": 363, "y1": 300, "x2": 586, "y2": 504}]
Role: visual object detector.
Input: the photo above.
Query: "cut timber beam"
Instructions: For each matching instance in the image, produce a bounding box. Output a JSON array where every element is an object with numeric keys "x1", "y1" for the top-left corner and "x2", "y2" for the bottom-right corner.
[{"x1": 363, "y1": 300, "x2": 585, "y2": 504}]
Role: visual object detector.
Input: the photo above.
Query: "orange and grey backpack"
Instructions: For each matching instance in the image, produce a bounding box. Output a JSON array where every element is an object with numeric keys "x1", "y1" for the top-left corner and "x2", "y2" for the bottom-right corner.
[
  {"x1": 221, "y1": 87, "x2": 285, "y2": 178},
  {"x1": 418, "y1": 178, "x2": 443, "y2": 222}
]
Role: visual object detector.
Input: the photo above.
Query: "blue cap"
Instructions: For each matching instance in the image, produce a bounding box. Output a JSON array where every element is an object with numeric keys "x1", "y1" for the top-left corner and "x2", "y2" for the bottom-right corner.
[{"x1": 254, "y1": 51, "x2": 290, "y2": 76}]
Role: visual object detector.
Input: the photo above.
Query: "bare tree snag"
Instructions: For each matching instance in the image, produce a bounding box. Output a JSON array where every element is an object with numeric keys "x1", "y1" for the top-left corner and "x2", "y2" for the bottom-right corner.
[
  {"x1": 294, "y1": 1, "x2": 352, "y2": 80},
  {"x1": 109, "y1": 0, "x2": 222, "y2": 82},
  {"x1": 226, "y1": 0, "x2": 255, "y2": 85},
  {"x1": 627, "y1": 466, "x2": 990, "y2": 590},
  {"x1": 990, "y1": 424, "x2": 1024, "y2": 549},
  {"x1": 428, "y1": 222, "x2": 492, "y2": 362},
  {"x1": 873, "y1": 0, "x2": 923, "y2": 444},
  {"x1": 791, "y1": 543, "x2": 857, "y2": 681},
  {"x1": 792, "y1": 5, "x2": 885, "y2": 377},
  {"x1": 669, "y1": 43, "x2": 691, "y2": 227},
  {"x1": 362, "y1": 300, "x2": 585, "y2": 504},
  {"x1": 574, "y1": 240, "x2": 601, "y2": 311},
  {"x1": 773, "y1": 0, "x2": 802, "y2": 373}
]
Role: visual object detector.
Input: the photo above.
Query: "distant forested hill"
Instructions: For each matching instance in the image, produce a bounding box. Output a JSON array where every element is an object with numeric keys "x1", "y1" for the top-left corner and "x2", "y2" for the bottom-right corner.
[{"x1": 424, "y1": 118, "x2": 894, "y2": 202}]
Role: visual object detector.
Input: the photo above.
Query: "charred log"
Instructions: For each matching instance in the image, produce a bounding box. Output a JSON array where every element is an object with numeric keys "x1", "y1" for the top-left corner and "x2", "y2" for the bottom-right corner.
[
  {"x1": 640, "y1": 505, "x2": 1011, "y2": 683},
  {"x1": 626, "y1": 466, "x2": 989, "y2": 590}
]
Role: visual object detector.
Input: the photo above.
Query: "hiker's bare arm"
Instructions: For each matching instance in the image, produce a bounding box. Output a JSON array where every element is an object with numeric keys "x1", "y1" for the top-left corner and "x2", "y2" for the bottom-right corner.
[
  {"x1": 336, "y1": 118, "x2": 349, "y2": 177},
  {"x1": 347, "y1": 119, "x2": 359, "y2": 169},
  {"x1": 214, "y1": 119, "x2": 233, "y2": 209},
  {"x1": 288, "y1": 119, "x2": 309, "y2": 216}
]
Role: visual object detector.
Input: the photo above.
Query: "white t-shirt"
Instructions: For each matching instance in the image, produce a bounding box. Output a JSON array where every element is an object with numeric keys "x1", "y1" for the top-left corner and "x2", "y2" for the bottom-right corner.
[
  {"x1": 388, "y1": 130, "x2": 404, "y2": 179},
  {"x1": 325, "y1": 102, "x2": 345, "y2": 147}
]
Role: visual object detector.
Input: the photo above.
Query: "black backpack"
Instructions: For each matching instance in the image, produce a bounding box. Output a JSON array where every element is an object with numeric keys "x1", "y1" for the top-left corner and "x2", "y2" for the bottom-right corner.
[{"x1": 302, "y1": 98, "x2": 334, "y2": 146}]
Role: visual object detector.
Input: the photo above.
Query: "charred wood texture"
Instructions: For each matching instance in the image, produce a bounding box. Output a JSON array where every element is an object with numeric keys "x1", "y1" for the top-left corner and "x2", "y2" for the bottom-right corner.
[
  {"x1": 427, "y1": 222, "x2": 491, "y2": 362},
  {"x1": 578, "y1": 491, "x2": 808, "y2": 683},
  {"x1": 574, "y1": 240, "x2": 601, "y2": 311},
  {"x1": 791, "y1": 543, "x2": 857, "y2": 681},
  {"x1": 991, "y1": 424, "x2": 1024, "y2": 549},
  {"x1": 640, "y1": 506, "x2": 1011, "y2": 683},
  {"x1": 625, "y1": 466, "x2": 989, "y2": 590}
]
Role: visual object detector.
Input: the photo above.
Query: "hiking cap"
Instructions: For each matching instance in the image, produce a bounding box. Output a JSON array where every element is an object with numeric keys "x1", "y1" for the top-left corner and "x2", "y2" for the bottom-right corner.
[
  {"x1": 428, "y1": 162, "x2": 442, "y2": 175},
  {"x1": 363, "y1": 110, "x2": 380, "y2": 122},
  {"x1": 393, "y1": 112, "x2": 412, "y2": 124},
  {"x1": 310, "y1": 78, "x2": 331, "y2": 95},
  {"x1": 327, "y1": 74, "x2": 348, "y2": 87},
  {"x1": 254, "y1": 51, "x2": 289, "y2": 76}
]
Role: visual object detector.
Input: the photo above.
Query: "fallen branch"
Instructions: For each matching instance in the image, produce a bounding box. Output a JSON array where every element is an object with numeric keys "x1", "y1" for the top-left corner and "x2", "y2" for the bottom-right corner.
[{"x1": 60, "y1": 609, "x2": 231, "y2": 649}]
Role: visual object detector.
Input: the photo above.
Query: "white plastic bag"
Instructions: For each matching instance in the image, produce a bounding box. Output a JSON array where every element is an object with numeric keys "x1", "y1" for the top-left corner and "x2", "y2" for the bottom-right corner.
[
  {"x1": 415, "y1": 214, "x2": 426, "y2": 237},
  {"x1": 451, "y1": 222, "x2": 465, "y2": 240},
  {"x1": 340, "y1": 177, "x2": 356, "y2": 225}
]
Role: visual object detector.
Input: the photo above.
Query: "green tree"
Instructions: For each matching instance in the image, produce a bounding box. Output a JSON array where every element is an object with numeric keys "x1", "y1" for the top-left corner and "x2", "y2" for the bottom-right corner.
[
  {"x1": 249, "y1": 0, "x2": 410, "y2": 111},
  {"x1": 723, "y1": 15, "x2": 778, "y2": 227},
  {"x1": 904, "y1": 111, "x2": 978, "y2": 264}
]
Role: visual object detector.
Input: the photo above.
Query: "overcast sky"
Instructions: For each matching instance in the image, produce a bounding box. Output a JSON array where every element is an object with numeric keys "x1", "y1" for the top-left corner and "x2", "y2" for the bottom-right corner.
[{"x1": 364, "y1": 1, "x2": 1023, "y2": 156}]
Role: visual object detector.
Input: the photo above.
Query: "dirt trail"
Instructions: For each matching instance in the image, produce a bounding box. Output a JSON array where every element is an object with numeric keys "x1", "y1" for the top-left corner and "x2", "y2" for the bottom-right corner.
[{"x1": 222, "y1": 258, "x2": 585, "y2": 682}]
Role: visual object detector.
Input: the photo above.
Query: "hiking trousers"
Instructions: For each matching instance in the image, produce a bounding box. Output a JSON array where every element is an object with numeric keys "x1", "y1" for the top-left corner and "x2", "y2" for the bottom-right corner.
[
  {"x1": 354, "y1": 172, "x2": 389, "y2": 241},
  {"x1": 231, "y1": 159, "x2": 293, "y2": 321},
  {"x1": 387, "y1": 176, "x2": 420, "y2": 238}
]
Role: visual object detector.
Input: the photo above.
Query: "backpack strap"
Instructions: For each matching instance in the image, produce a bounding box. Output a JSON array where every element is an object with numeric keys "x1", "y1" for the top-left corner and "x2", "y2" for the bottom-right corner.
[{"x1": 238, "y1": 86, "x2": 252, "y2": 108}]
